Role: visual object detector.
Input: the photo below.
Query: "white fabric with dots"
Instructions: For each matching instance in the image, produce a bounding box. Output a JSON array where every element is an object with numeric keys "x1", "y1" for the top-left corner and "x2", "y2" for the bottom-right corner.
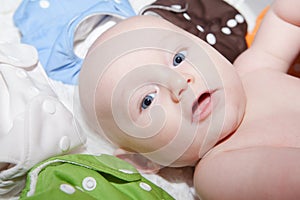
[
  {"x1": 0, "y1": 43, "x2": 86, "y2": 197},
  {"x1": 0, "y1": 0, "x2": 276, "y2": 199}
]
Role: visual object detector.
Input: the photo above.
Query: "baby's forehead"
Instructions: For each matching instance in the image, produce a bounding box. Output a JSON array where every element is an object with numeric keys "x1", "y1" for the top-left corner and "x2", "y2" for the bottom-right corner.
[
  {"x1": 89, "y1": 16, "x2": 184, "y2": 53},
  {"x1": 107, "y1": 15, "x2": 181, "y2": 36}
]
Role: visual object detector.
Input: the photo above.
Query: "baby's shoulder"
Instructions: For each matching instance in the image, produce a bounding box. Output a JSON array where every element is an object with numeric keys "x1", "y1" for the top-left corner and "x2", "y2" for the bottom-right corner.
[
  {"x1": 241, "y1": 68, "x2": 300, "y2": 93},
  {"x1": 194, "y1": 144, "x2": 300, "y2": 199},
  {"x1": 204, "y1": 69, "x2": 300, "y2": 156}
]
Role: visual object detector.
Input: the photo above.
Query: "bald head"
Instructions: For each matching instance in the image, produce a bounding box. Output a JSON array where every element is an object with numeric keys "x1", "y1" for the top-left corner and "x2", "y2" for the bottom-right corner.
[
  {"x1": 88, "y1": 15, "x2": 186, "y2": 54},
  {"x1": 78, "y1": 13, "x2": 244, "y2": 167}
]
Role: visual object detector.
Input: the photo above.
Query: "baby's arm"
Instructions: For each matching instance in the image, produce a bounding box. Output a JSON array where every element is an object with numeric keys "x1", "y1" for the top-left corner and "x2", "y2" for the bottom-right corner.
[
  {"x1": 194, "y1": 146, "x2": 300, "y2": 200},
  {"x1": 234, "y1": 0, "x2": 300, "y2": 75}
]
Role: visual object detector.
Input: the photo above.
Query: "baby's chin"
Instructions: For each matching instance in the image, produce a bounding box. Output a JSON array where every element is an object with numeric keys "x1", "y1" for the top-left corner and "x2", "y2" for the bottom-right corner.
[
  {"x1": 165, "y1": 153, "x2": 201, "y2": 168},
  {"x1": 168, "y1": 160, "x2": 198, "y2": 168}
]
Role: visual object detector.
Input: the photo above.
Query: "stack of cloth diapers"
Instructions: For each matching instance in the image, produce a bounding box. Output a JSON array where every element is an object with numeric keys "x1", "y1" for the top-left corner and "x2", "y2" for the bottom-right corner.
[{"x1": 4, "y1": 0, "x2": 290, "y2": 199}]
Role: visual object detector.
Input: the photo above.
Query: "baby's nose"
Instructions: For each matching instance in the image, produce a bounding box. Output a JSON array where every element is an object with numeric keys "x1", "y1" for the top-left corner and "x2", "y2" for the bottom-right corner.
[
  {"x1": 182, "y1": 73, "x2": 194, "y2": 84},
  {"x1": 170, "y1": 73, "x2": 194, "y2": 102}
]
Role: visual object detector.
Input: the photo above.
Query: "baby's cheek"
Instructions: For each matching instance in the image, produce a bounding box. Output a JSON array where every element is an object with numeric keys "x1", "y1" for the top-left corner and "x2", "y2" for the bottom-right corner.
[{"x1": 134, "y1": 111, "x2": 153, "y2": 127}]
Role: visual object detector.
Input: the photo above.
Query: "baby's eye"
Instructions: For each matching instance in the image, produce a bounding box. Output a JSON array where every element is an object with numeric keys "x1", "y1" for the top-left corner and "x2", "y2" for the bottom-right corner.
[
  {"x1": 141, "y1": 93, "x2": 156, "y2": 110},
  {"x1": 173, "y1": 51, "x2": 186, "y2": 67}
]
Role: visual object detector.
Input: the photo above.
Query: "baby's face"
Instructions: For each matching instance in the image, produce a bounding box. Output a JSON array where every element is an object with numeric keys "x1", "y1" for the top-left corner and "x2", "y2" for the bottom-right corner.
[{"x1": 80, "y1": 16, "x2": 246, "y2": 167}]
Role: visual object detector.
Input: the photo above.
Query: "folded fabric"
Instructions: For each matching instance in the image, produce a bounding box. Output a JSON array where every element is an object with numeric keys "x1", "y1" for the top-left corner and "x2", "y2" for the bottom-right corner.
[
  {"x1": 0, "y1": 43, "x2": 86, "y2": 198},
  {"x1": 20, "y1": 154, "x2": 174, "y2": 200},
  {"x1": 14, "y1": 0, "x2": 136, "y2": 85}
]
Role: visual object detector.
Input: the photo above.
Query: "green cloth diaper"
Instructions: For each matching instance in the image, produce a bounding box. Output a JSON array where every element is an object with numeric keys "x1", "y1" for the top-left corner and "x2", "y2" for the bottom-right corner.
[{"x1": 20, "y1": 154, "x2": 174, "y2": 200}]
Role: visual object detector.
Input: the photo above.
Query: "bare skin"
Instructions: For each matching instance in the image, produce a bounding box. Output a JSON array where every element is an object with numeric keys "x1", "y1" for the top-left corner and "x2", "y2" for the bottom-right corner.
[
  {"x1": 79, "y1": 0, "x2": 300, "y2": 199},
  {"x1": 194, "y1": 69, "x2": 300, "y2": 199},
  {"x1": 195, "y1": 0, "x2": 300, "y2": 199}
]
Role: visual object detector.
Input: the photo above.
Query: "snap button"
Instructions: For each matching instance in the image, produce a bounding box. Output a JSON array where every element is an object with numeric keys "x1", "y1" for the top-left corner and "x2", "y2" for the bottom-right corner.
[
  {"x1": 183, "y1": 13, "x2": 191, "y2": 21},
  {"x1": 118, "y1": 169, "x2": 134, "y2": 174},
  {"x1": 235, "y1": 14, "x2": 245, "y2": 23},
  {"x1": 206, "y1": 33, "x2": 216, "y2": 45},
  {"x1": 60, "y1": 184, "x2": 75, "y2": 194},
  {"x1": 221, "y1": 27, "x2": 231, "y2": 35},
  {"x1": 139, "y1": 182, "x2": 152, "y2": 192},
  {"x1": 196, "y1": 25, "x2": 204, "y2": 32},
  {"x1": 16, "y1": 69, "x2": 28, "y2": 78},
  {"x1": 59, "y1": 136, "x2": 71, "y2": 152},
  {"x1": 39, "y1": 0, "x2": 50, "y2": 8},
  {"x1": 226, "y1": 19, "x2": 237, "y2": 28},
  {"x1": 82, "y1": 177, "x2": 97, "y2": 191},
  {"x1": 43, "y1": 100, "x2": 56, "y2": 114},
  {"x1": 30, "y1": 86, "x2": 39, "y2": 96}
]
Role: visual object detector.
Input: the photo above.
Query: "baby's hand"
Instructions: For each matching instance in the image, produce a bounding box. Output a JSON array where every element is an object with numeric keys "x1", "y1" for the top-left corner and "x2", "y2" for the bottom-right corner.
[{"x1": 0, "y1": 43, "x2": 86, "y2": 197}]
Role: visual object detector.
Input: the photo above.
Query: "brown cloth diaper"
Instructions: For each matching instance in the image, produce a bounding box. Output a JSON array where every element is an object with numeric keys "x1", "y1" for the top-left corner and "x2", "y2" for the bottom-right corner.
[{"x1": 140, "y1": 0, "x2": 248, "y2": 63}]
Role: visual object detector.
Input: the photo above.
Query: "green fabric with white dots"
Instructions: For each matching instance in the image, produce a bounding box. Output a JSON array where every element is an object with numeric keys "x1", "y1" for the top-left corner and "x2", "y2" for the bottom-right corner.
[{"x1": 20, "y1": 154, "x2": 174, "y2": 200}]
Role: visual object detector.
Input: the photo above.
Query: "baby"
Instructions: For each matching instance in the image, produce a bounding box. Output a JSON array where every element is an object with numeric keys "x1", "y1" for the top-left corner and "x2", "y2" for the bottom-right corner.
[{"x1": 79, "y1": 0, "x2": 300, "y2": 199}]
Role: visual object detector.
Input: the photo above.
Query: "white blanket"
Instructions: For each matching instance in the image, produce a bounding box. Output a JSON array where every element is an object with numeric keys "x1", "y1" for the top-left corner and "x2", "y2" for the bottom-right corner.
[{"x1": 0, "y1": 0, "x2": 272, "y2": 199}]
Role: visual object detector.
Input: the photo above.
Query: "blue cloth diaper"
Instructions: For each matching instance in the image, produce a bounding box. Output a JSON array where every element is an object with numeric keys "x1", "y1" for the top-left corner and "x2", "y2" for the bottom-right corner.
[{"x1": 14, "y1": 0, "x2": 136, "y2": 84}]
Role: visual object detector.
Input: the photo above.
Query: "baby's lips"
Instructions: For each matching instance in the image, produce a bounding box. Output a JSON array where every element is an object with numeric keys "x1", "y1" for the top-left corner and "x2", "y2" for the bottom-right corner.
[{"x1": 192, "y1": 92, "x2": 212, "y2": 123}]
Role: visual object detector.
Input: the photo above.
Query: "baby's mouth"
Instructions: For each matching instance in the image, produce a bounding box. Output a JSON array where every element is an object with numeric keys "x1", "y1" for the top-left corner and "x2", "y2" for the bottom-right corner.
[{"x1": 192, "y1": 92, "x2": 212, "y2": 122}]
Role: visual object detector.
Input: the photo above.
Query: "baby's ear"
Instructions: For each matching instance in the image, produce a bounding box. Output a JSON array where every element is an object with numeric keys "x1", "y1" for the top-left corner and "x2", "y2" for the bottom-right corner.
[{"x1": 114, "y1": 149, "x2": 163, "y2": 174}]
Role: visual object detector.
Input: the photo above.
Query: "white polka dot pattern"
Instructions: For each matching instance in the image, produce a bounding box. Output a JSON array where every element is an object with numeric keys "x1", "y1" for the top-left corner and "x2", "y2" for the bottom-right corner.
[
  {"x1": 60, "y1": 184, "x2": 75, "y2": 194},
  {"x1": 139, "y1": 182, "x2": 152, "y2": 192}
]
